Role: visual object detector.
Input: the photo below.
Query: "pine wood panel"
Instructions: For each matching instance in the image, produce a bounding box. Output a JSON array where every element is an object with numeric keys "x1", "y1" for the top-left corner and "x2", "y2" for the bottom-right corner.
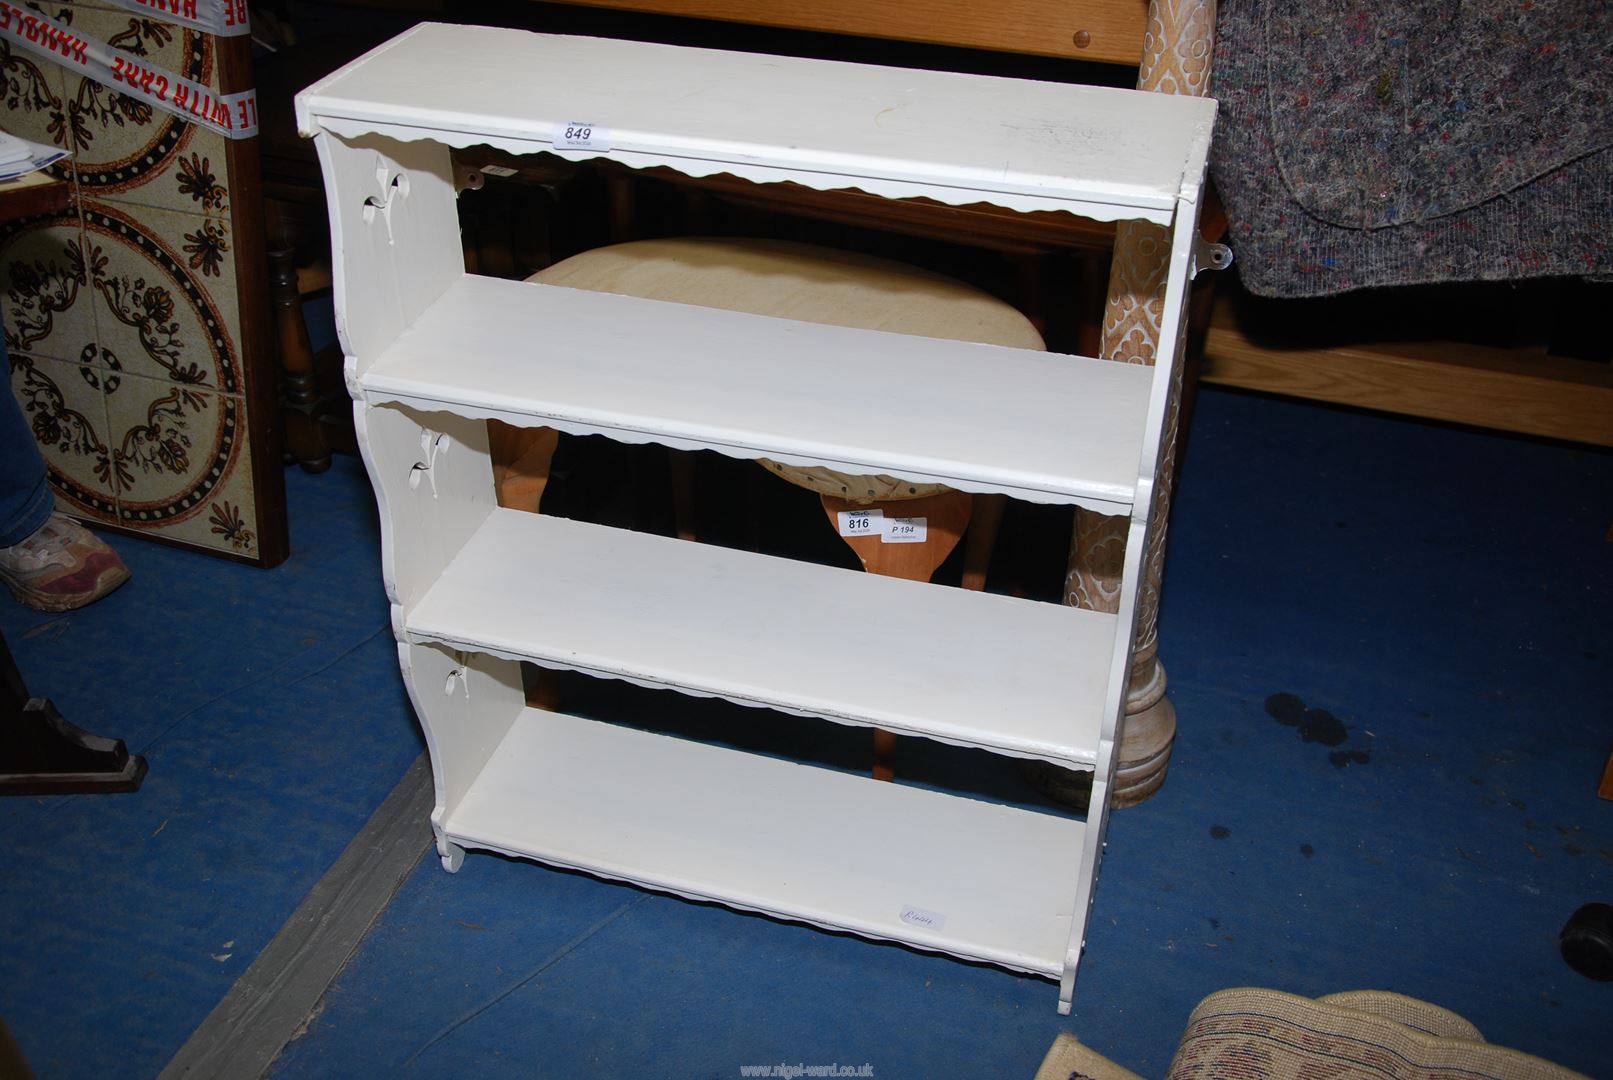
[
  {"x1": 1202, "y1": 319, "x2": 1613, "y2": 448},
  {"x1": 552, "y1": 0, "x2": 1150, "y2": 65}
]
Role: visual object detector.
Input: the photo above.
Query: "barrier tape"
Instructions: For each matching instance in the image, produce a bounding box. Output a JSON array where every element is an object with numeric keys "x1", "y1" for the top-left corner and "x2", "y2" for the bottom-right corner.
[
  {"x1": 0, "y1": 0, "x2": 258, "y2": 139},
  {"x1": 99, "y1": 0, "x2": 251, "y2": 39}
]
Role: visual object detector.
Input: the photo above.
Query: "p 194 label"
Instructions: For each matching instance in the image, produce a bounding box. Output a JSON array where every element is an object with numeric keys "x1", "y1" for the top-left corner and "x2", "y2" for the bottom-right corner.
[{"x1": 882, "y1": 516, "x2": 927, "y2": 544}]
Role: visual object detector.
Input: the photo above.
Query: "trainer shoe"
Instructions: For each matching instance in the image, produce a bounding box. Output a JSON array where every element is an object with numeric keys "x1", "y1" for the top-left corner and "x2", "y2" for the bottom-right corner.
[{"x1": 0, "y1": 513, "x2": 131, "y2": 611}]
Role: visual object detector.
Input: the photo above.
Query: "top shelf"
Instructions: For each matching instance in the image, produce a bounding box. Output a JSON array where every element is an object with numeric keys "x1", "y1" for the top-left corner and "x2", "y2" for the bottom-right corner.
[{"x1": 296, "y1": 24, "x2": 1217, "y2": 223}]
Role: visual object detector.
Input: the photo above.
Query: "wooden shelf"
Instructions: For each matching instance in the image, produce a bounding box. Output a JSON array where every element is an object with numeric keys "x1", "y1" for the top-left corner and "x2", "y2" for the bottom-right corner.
[
  {"x1": 297, "y1": 23, "x2": 1215, "y2": 222},
  {"x1": 443, "y1": 708, "x2": 1082, "y2": 976},
  {"x1": 407, "y1": 509, "x2": 1111, "y2": 768},
  {"x1": 363, "y1": 275, "x2": 1154, "y2": 509}
]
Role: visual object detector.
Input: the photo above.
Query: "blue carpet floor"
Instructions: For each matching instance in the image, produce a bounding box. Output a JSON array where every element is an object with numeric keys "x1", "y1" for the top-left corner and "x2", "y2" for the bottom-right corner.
[
  {"x1": 3, "y1": 385, "x2": 1610, "y2": 1078},
  {"x1": 0, "y1": 460, "x2": 424, "y2": 1077}
]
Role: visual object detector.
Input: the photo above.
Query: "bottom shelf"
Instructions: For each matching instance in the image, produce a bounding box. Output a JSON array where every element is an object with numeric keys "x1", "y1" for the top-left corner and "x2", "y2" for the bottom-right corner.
[{"x1": 441, "y1": 708, "x2": 1083, "y2": 978}]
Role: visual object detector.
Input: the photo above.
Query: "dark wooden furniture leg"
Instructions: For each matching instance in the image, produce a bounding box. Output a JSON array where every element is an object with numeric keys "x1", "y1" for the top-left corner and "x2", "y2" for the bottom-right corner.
[
  {"x1": 270, "y1": 248, "x2": 334, "y2": 473},
  {"x1": 0, "y1": 632, "x2": 147, "y2": 795}
]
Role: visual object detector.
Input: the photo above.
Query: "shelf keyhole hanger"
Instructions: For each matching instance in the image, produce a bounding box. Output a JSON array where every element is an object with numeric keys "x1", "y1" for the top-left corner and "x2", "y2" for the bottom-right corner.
[
  {"x1": 407, "y1": 431, "x2": 451, "y2": 497},
  {"x1": 443, "y1": 649, "x2": 472, "y2": 698},
  {"x1": 361, "y1": 169, "x2": 410, "y2": 245}
]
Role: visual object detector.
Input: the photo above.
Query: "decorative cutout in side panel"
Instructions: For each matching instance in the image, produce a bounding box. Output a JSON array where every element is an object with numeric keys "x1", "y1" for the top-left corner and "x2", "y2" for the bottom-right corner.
[
  {"x1": 313, "y1": 132, "x2": 463, "y2": 368},
  {"x1": 357, "y1": 405, "x2": 495, "y2": 615}
]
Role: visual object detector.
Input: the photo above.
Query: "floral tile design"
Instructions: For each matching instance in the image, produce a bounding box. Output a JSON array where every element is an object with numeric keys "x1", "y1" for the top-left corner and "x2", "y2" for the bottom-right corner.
[
  {"x1": 7, "y1": 352, "x2": 119, "y2": 521},
  {"x1": 101, "y1": 368, "x2": 259, "y2": 555},
  {"x1": 1, "y1": 215, "x2": 95, "y2": 366},
  {"x1": 42, "y1": 3, "x2": 229, "y2": 219},
  {"x1": 0, "y1": 33, "x2": 74, "y2": 182},
  {"x1": 3, "y1": 5, "x2": 276, "y2": 562},
  {"x1": 78, "y1": 198, "x2": 240, "y2": 391}
]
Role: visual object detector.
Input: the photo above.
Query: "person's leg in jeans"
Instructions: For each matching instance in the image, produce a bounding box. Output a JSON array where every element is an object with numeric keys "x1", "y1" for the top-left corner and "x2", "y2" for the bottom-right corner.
[
  {"x1": 1, "y1": 368, "x2": 55, "y2": 548},
  {"x1": 0, "y1": 339, "x2": 129, "y2": 610}
]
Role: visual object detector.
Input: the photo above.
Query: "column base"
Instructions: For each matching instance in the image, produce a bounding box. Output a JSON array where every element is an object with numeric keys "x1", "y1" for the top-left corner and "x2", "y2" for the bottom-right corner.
[
  {"x1": 1112, "y1": 692, "x2": 1176, "y2": 808},
  {"x1": 1020, "y1": 691, "x2": 1177, "y2": 811}
]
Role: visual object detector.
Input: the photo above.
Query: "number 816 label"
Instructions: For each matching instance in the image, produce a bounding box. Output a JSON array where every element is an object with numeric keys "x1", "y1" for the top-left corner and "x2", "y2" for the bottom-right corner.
[{"x1": 837, "y1": 509, "x2": 882, "y2": 537}]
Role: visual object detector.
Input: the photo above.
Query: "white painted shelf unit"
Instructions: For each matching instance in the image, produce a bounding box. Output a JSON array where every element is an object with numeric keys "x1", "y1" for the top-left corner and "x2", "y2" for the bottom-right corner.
[{"x1": 298, "y1": 23, "x2": 1216, "y2": 1014}]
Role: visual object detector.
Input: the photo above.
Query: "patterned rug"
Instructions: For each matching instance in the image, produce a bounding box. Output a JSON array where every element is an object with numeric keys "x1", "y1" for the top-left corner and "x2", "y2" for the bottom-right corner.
[{"x1": 1036, "y1": 988, "x2": 1589, "y2": 1080}]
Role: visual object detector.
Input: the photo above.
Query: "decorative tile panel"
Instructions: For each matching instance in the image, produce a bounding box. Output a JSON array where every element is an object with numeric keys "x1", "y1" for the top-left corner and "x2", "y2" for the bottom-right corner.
[
  {"x1": 102, "y1": 368, "x2": 258, "y2": 557},
  {"x1": 1, "y1": 213, "x2": 92, "y2": 365},
  {"x1": 0, "y1": 31, "x2": 74, "y2": 183},
  {"x1": 1, "y1": 0, "x2": 284, "y2": 563},
  {"x1": 46, "y1": 2, "x2": 228, "y2": 218},
  {"x1": 6, "y1": 351, "x2": 117, "y2": 518},
  {"x1": 78, "y1": 199, "x2": 239, "y2": 390}
]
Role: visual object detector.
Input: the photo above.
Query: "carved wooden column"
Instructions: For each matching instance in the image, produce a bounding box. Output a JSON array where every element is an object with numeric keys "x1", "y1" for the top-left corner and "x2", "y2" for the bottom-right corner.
[{"x1": 1068, "y1": 0, "x2": 1216, "y2": 806}]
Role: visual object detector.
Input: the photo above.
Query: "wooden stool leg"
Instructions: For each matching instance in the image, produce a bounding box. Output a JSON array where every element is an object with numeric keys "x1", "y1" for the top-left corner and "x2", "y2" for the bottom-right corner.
[
  {"x1": 488, "y1": 423, "x2": 562, "y2": 709},
  {"x1": 488, "y1": 423, "x2": 559, "y2": 513},
  {"x1": 961, "y1": 493, "x2": 1005, "y2": 592},
  {"x1": 669, "y1": 452, "x2": 698, "y2": 542},
  {"x1": 820, "y1": 491, "x2": 971, "y2": 780}
]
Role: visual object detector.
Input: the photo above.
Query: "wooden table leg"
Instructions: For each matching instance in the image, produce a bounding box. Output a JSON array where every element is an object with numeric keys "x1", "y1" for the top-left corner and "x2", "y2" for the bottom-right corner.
[{"x1": 270, "y1": 248, "x2": 333, "y2": 473}]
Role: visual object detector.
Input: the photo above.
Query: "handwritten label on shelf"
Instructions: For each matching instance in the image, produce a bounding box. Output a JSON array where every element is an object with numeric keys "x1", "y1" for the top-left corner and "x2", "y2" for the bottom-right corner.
[
  {"x1": 882, "y1": 516, "x2": 927, "y2": 544},
  {"x1": 836, "y1": 508, "x2": 883, "y2": 537},
  {"x1": 899, "y1": 904, "x2": 947, "y2": 932},
  {"x1": 554, "y1": 121, "x2": 611, "y2": 152}
]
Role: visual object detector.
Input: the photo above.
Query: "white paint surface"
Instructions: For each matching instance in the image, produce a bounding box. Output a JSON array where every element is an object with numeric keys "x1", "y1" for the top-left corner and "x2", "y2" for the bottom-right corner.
[
  {"x1": 361, "y1": 277, "x2": 1153, "y2": 511},
  {"x1": 297, "y1": 24, "x2": 1214, "y2": 222},
  {"x1": 404, "y1": 507, "x2": 1112, "y2": 767},
  {"x1": 444, "y1": 708, "x2": 1080, "y2": 976}
]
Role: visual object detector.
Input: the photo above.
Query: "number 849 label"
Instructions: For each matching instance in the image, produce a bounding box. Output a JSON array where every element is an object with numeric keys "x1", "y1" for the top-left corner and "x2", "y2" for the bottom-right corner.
[{"x1": 555, "y1": 120, "x2": 611, "y2": 151}]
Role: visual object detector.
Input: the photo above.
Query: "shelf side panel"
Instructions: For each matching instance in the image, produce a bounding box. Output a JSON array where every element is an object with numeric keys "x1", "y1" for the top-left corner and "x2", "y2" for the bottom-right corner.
[
  {"x1": 358, "y1": 405, "x2": 497, "y2": 616},
  {"x1": 314, "y1": 130, "x2": 464, "y2": 372},
  {"x1": 399, "y1": 641, "x2": 525, "y2": 864}
]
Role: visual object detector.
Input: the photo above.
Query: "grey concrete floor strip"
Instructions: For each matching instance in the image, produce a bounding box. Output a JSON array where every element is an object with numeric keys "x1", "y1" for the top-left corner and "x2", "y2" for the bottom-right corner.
[{"x1": 159, "y1": 753, "x2": 435, "y2": 1080}]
